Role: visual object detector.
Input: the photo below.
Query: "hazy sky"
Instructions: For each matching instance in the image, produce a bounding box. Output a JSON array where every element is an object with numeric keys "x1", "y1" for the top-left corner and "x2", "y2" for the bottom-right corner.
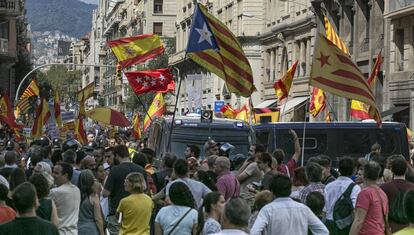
[{"x1": 79, "y1": 0, "x2": 98, "y2": 5}]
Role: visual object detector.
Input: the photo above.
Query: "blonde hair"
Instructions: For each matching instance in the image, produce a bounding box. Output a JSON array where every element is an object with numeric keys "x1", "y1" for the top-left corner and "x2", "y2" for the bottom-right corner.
[{"x1": 126, "y1": 172, "x2": 146, "y2": 193}]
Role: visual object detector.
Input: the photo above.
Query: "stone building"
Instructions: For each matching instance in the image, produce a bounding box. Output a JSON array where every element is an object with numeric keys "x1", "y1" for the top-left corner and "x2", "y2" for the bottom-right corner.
[{"x1": 384, "y1": 0, "x2": 414, "y2": 129}]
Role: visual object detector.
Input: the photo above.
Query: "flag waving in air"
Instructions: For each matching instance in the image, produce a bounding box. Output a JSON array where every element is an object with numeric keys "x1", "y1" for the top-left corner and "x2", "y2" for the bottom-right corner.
[
  {"x1": 17, "y1": 79, "x2": 40, "y2": 113},
  {"x1": 143, "y1": 93, "x2": 166, "y2": 132},
  {"x1": 125, "y1": 68, "x2": 175, "y2": 95},
  {"x1": 0, "y1": 93, "x2": 21, "y2": 130},
  {"x1": 54, "y1": 90, "x2": 62, "y2": 128},
  {"x1": 350, "y1": 51, "x2": 382, "y2": 120},
  {"x1": 32, "y1": 97, "x2": 51, "y2": 137},
  {"x1": 107, "y1": 34, "x2": 165, "y2": 68},
  {"x1": 309, "y1": 87, "x2": 326, "y2": 118},
  {"x1": 273, "y1": 61, "x2": 298, "y2": 102},
  {"x1": 310, "y1": 33, "x2": 381, "y2": 125},
  {"x1": 77, "y1": 82, "x2": 95, "y2": 102},
  {"x1": 132, "y1": 114, "x2": 142, "y2": 139},
  {"x1": 186, "y1": 3, "x2": 256, "y2": 97},
  {"x1": 220, "y1": 104, "x2": 236, "y2": 119},
  {"x1": 324, "y1": 16, "x2": 349, "y2": 54}
]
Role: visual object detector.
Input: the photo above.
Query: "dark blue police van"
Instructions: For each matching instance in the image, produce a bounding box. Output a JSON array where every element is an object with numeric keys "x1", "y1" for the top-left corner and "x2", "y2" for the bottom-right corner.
[
  {"x1": 253, "y1": 122, "x2": 409, "y2": 166},
  {"x1": 147, "y1": 116, "x2": 254, "y2": 160}
]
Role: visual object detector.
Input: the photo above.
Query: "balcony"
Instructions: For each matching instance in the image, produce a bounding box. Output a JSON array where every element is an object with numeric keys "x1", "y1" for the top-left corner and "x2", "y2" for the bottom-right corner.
[
  {"x1": 386, "y1": 0, "x2": 414, "y2": 18},
  {"x1": 0, "y1": 0, "x2": 21, "y2": 16},
  {"x1": 0, "y1": 38, "x2": 7, "y2": 54},
  {"x1": 104, "y1": 13, "x2": 122, "y2": 36}
]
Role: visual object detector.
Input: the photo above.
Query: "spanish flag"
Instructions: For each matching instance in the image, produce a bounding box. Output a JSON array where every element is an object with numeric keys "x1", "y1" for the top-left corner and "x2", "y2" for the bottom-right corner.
[
  {"x1": 350, "y1": 51, "x2": 382, "y2": 120},
  {"x1": 132, "y1": 114, "x2": 142, "y2": 139},
  {"x1": 32, "y1": 97, "x2": 51, "y2": 137},
  {"x1": 54, "y1": 90, "x2": 62, "y2": 128},
  {"x1": 143, "y1": 93, "x2": 166, "y2": 132},
  {"x1": 309, "y1": 87, "x2": 326, "y2": 118},
  {"x1": 235, "y1": 105, "x2": 249, "y2": 122},
  {"x1": 74, "y1": 115, "x2": 87, "y2": 145},
  {"x1": 77, "y1": 82, "x2": 95, "y2": 102},
  {"x1": 220, "y1": 104, "x2": 236, "y2": 119},
  {"x1": 0, "y1": 92, "x2": 20, "y2": 129},
  {"x1": 273, "y1": 61, "x2": 298, "y2": 102},
  {"x1": 107, "y1": 34, "x2": 165, "y2": 68}
]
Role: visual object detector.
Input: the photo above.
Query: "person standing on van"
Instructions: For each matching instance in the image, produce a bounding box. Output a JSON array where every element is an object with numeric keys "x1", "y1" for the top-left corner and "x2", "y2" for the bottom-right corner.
[
  {"x1": 324, "y1": 157, "x2": 361, "y2": 235},
  {"x1": 380, "y1": 155, "x2": 414, "y2": 233},
  {"x1": 273, "y1": 129, "x2": 301, "y2": 178}
]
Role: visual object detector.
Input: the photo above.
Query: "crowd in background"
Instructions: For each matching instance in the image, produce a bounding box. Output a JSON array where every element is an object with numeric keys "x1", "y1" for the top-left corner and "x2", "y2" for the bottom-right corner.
[{"x1": 0, "y1": 128, "x2": 413, "y2": 235}]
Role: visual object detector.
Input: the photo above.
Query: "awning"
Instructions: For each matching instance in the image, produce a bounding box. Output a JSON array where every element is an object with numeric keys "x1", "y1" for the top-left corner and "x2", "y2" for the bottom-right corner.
[
  {"x1": 279, "y1": 96, "x2": 308, "y2": 114},
  {"x1": 381, "y1": 106, "x2": 409, "y2": 118},
  {"x1": 254, "y1": 99, "x2": 277, "y2": 109}
]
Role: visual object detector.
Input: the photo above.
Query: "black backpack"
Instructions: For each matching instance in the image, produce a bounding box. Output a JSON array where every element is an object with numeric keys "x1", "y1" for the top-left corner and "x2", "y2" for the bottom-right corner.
[
  {"x1": 333, "y1": 183, "x2": 356, "y2": 230},
  {"x1": 389, "y1": 187, "x2": 409, "y2": 224}
]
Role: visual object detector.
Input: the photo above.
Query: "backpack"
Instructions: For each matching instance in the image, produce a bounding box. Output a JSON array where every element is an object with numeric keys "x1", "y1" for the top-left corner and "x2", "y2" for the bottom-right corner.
[
  {"x1": 333, "y1": 183, "x2": 356, "y2": 230},
  {"x1": 389, "y1": 187, "x2": 409, "y2": 224}
]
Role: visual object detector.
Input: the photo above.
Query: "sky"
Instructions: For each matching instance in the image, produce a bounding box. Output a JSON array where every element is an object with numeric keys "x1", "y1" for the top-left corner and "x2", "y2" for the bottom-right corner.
[{"x1": 79, "y1": 0, "x2": 98, "y2": 5}]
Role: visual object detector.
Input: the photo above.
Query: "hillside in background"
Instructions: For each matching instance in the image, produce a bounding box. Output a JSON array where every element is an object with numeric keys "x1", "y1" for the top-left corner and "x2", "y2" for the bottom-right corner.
[{"x1": 26, "y1": 0, "x2": 97, "y2": 38}]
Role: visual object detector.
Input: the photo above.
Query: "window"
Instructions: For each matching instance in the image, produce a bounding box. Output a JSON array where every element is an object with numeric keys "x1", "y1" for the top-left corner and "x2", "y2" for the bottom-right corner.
[
  {"x1": 396, "y1": 29, "x2": 404, "y2": 71},
  {"x1": 154, "y1": 0, "x2": 163, "y2": 13},
  {"x1": 153, "y1": 22, "x2": 163, "y2": 36},
  {"x1": 0, "y1": 23, "x2": 9, "y2": 39}
]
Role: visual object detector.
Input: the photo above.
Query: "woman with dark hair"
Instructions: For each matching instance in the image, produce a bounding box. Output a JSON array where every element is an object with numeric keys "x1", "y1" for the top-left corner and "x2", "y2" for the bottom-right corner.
[
  {"x1": 117, "y1": 172, "x2": 153, "y2": 235},
  {"x1": 77, "y1": 170, "x2": 104, "y2": 235},
  {"x1": 194, "y1": 170, "x2": 218, "y2": 192},
  {"x1": 155, "y1": 182, "x2": 198, "y2": 235},
  {"x1": 256, "y1": 152, "x2": 276, "y2": 190},
  {"x1": 198, "y1": 192, "x2": 225, "y2": 235},
  {"x1": 29, "y1": 173, "x2": 59, "y2": 226}
]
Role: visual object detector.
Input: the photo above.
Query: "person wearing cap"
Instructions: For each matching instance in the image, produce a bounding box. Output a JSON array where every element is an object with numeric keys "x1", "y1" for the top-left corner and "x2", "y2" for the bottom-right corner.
[{"x1": 204, "y1": 139, "x2": 219, "y2": 157}]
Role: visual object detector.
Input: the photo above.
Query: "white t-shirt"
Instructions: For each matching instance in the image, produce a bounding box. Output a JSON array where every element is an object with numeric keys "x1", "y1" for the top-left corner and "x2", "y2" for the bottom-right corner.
[
  {"x1": 50, "y1": 183, "x2": 81, "y2": 235},
  {"x1": 155, "y1": 205, "x2": 198, "y2": 235}
]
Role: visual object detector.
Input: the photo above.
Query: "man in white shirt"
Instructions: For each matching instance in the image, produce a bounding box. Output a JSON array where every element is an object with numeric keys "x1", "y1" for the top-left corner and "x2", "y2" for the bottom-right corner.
[
  {"x1": 50, "y1": 162, "x2": 81, "y2": 235},
  {"x1": 324, "y1": 157, "x2": 361, "y2": 234},
  {"x1": 212, "y1": 197, "x2": 250, "y2": 235},
  {"x1": 251, "y1": 174, "x2": 328, "y2": 235}
]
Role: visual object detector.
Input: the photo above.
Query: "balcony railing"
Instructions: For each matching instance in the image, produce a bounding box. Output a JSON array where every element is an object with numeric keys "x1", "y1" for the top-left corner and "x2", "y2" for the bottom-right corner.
[
  {"x1": 0, "y1": 38, "x2": 8, "y2": 54},
  {"x1": 0, "y1": 0, "x2": 21, "y2": 15},
  {"x1": 389, "y1": 0, "x2": 414, "y2": 13}
]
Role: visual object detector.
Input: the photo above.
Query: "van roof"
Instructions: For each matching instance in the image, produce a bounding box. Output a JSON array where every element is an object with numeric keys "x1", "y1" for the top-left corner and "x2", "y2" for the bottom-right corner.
[
  {"x1": 253, "y1": 121, "x2": 406, "y2": 129},
  {"x1": 155, "y1": 116, "x2": 250, "y2": 129}
]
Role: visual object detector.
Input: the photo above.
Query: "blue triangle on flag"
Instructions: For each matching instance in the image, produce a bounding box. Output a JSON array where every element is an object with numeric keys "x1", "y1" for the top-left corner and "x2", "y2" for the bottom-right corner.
[{"x1": 186, "y1": 4, "x2": 219, "y2": 53}]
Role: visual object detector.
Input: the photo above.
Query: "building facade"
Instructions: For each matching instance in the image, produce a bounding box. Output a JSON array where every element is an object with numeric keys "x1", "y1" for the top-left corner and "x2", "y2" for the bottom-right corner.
[
  {"x1": 384, "y1": 0, "x2": 414, "y2": 129},
  {"x1": 0, "y1": 0, "x2": 26, "y2": 99}
]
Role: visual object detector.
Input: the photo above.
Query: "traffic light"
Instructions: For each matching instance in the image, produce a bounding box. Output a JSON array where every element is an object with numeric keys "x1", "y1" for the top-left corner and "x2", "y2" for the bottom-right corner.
[{"x1": 116, "y1": 63, "x2": 122, "y2": 80}]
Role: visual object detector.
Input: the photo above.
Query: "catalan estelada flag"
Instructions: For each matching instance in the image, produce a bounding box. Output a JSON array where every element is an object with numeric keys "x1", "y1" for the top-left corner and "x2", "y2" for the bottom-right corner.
[
  {"x1": 143, "y1": 93, "x2": 166, "y2": 132},
  {"x1": 350, "y1": 51, "x2": 382, "y2": 120},
  {"x1": 77, "y1": 82, "x2": 95, "y2": 102},
  {"x1": 107, "y1": 34, "x2": 165, "y2": 68},
  {"x1": 324, "y1": 16, "x2": 349, "y2": 55},
  {"x1": 309, "y1": 87, "x2": 326, "y2": 118},
  {"x1": 310, "y1": 33, "x2": 381, "y2": 126},
  {"x1": 54, "y1": 90, "x2": 62, "y2": 128},
  {"x1": 186, "y1": 4, "x2": 256, "y2": 97},
  {"x1": 32, "y1": 97, "x2": 51, "y2": 137},
  {"x1": 17, "y1": 79, "x2": 40, "y2": 113},
  {"x1": 132, "y1": 114, "x2": 142, "y2": 139},
  {"x1": 273, "y1": 61, "x2": 298, "y2": 102}
]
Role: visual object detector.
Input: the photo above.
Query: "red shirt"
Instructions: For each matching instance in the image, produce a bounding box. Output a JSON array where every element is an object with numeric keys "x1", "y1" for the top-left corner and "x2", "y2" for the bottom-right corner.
[
  {"x1": 356, "y1": 186, "x2": 388, "y2": 235},
  {"x1": 277, "y1": 158, "x2": 297, "y2": 178},
  {"x1": 0, "y1": 205, "x2": 16, "y2": 224}
]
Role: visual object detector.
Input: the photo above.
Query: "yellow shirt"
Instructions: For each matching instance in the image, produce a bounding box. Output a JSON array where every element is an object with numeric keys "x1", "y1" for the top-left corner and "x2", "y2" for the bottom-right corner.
[
  {"x1": 117, "y1": 193, "x2": 154, "y2": 235},
  {"x1": 393, "y1": 227, "x2": 414, "y2": 235}
]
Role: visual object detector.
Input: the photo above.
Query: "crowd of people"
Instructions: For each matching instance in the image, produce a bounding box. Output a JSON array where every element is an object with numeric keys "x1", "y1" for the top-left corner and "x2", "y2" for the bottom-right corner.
[{"x1": 0, "y1": 129, "x2": 413, "y2": 235}]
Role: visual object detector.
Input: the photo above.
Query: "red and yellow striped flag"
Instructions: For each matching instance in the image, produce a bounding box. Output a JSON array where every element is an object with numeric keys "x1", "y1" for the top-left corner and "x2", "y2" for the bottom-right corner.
[
  {"x1": 0, "y1": 92, "x2": 20, "y2": 129},
  {"x1": 143, "y1": 93, "x2": 166, "y2": 132},
  {"x1": 17, "y1": 79, "x2": 40, "y2": 113},
  {"x1": 309, "y1": 87, "x2": 326, "y2": 118},
  {"x1": 220, "y1": 104, "x2": 236, "y2": 119},
  {"x1": 32, "y1": 97, "x2": 51, "y2": 137},
  {"x1": 74, "y1": 114, "x2": 87, "y2": 145},
  {"x1": 350, "y1": 51, "x2": 382, "y2": 120},
  {"x1": 77, "y1": 82, "x2": 95, "y2": 102},
  {"x1": 324, "y1": 16, "x2": 349, "y2": 54},
  {"x1": 235, "y1": 105, "x2": 249, "y2": 122},
  {"x1": 54, "y1": 90, "x2": 62, "y2": 128},
  {"x1": 186, "y1": 4, "x2": 256, "y2": 97},
  {"x1": 132, "y1": 114, "x2": 142, "y2": 139},
  {"x1": 107, "y1": 34, "x2": 164, "y2": 68},
  {"x1": 310, "y1": 33, "x2": 381, "y2": 125},
  {"x1": 273, "y1": 61, "x2": 298, "y2": 102}
]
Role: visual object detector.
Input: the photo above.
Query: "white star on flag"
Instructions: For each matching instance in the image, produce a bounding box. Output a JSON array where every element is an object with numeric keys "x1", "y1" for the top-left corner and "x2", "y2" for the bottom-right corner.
[
  {"x1": 135, "y1": 77, "x2": 142, "y2": 83},
  {"x1": 159, "y1": 74, "x2": 166, "y2": 81},
  {"x1": 150, "y1": 80, "x2": 157, "y2": 86},
  {"x1": 195, "y1": 23, "x2": 213, "y2": 46},
  {"x1": 142, "y1": 81, "x2": 149, "y2": 87}
]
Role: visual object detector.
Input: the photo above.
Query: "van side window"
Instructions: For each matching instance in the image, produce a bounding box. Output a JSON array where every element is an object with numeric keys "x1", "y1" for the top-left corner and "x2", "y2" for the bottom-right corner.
[
  {"x1": 342, "y1": 131, "x2": 371, "y2": 155},
  {"x1": 148, "y1": 123, "x2": 162, "y2": 150},
  {"x1": 256, "y1": 130, "x2": 270, "y2": 149},
  {"x1": 375, "y1": 129, "x2": 398, "y2": 155}
]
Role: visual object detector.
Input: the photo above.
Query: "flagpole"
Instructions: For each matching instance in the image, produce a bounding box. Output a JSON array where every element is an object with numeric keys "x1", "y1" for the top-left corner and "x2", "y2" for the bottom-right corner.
[
  {"x1": 167, "y1": 67, "x2": 182, "y2": 151},
  {"x1": 325, "y1": 98, "x2": 338, "y2": 121},
  {"x1": 136, "y1": 95, "x2": 152, "y2": 122},
  {"x1": 301, "y1": 100, "x2": 308, "y2": 167}
]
